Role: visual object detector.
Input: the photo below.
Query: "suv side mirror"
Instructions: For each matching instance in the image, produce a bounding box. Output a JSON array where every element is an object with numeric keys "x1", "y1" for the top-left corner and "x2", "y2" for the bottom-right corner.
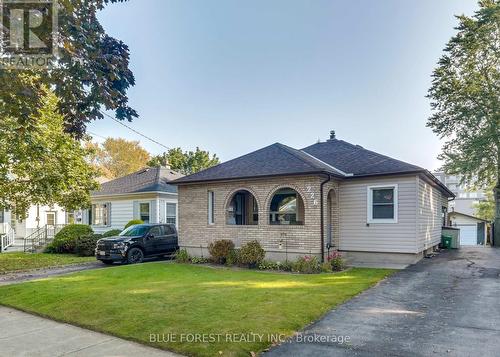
[{"x1": 146, "y1": 233, "x2": 154, "y2": 239}]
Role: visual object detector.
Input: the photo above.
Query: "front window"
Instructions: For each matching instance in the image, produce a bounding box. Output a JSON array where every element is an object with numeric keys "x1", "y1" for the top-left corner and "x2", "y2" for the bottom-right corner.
[
  {"x1": 119, "y1": 224, "x2": 149, "y2": 237},
  {"x1": 46, "y1": 212, "x2": 56, "y2": 226},
  {"x1": 226, "y1": 190, "x2": 258, "y2": 225},
  {"x1": 92, "y1": 203, "x2": 110, "y2": 226},
  {"x1": 139, "y1": 202, "x2": 150, "y2": 223},
  {"x1": 208, "y1": 191, "x2": 215, "y2": 225},
  {"x1": 367, "y1": 185, "x2": 398, "y2": 223},
  {"x1": 269, "y1": 188, "x2": 304, "y2": 225},
  {"x1": 166, "y1": 203, "x2": 177, "y2": 225}
]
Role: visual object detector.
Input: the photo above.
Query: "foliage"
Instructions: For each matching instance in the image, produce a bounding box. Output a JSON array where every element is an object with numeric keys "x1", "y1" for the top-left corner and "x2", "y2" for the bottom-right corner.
[
  {"x1": 0, "y1": 91, "x2": 99, "y2": 217},
  {"x1": 45, "y1": 225, "x2": 94, "y2": 254},
  {"x1": 0, "y1": 253, "x2": 94, "y2": 274},
  {"x1": 292, "y1": 256, "x2": 322, "y2": 274},
  {"x1": 175, "y1": 249, "x2": 191, "y2": 263},
  {"x1": 0, "y1": 0, "x2": 137, "y2": 139},
  {"x1": 124, "y1": 219, "x2": 144, "y2": 229},
  {"x1": 89, "y1": 138, "x2": 151, "y2": 179},
  {"x1": 321, "y1": 262, "x2": 333, "y2": 273},
  {"x1": 258, "y1": 260, "x2": 293, "y2": 272},
  {"x1": 208, "y1": 240, "x2": 235, "y2": 264},
  {"x1": 427, "y1": 0, "x2": 500, "y2": 240},
  {"x1": 327, "y1": 251, "x2": 346, "y2": 272},
  {"x1": 238, "y1": 240, "x2": 266, "y2": 268},
  {"x1": 474, "y1": 200, "x2": 495, "y2": 222},
  {"x1": 0, "y1": 264, "x2": 394, "y2": 356},
  {"x1": 148, "y1": 147, "x2": 220, "y2": 175},
  {"x1": 191, "y1": 256, "x2": 210, "y2": 264},
  {"x1": 225, "y1": 249, "x2": 240, "y2": 266},
  {"x1": 102, "y1": 229, "x2": 122, "y2": 238},
  {"x1": 75, "y1": 234, "x2": 103, "y2": 257}
]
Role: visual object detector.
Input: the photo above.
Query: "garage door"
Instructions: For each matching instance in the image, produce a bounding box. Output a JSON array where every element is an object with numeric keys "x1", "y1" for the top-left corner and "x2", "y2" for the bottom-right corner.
[{"x1": 457, "y1": 225, "x2": 478, "y2": 246}]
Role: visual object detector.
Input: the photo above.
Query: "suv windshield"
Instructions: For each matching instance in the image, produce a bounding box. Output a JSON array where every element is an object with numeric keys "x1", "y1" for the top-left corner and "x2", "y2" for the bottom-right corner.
[{"x1": 119, "y1": 225, "x2": 150, "y2": 237}]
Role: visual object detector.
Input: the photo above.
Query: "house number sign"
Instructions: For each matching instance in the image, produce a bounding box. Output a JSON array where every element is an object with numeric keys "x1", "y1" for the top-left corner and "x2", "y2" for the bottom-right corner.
[{"x1": 305, "y1": 185, "x2": 318, "y2": 206}]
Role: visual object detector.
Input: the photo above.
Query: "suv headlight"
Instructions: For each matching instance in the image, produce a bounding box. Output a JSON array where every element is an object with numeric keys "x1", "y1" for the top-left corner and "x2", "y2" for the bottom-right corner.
[{"x1": 112, "y1": 242, "x2": 126, "y2": 249}]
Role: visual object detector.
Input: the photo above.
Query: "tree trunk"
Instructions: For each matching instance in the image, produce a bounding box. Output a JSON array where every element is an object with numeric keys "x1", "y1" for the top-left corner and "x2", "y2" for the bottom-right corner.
[{"x1": 495, "y1": 181, "x2": 500, "y2": 246}]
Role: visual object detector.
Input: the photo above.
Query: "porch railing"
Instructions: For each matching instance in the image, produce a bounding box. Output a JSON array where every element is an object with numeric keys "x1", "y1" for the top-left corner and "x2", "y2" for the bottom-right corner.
[
  {"x1": 0, "y1": 223, "x2": 15, "y2": 252},
  {"x1": 24, "y1": 224, "x2": 66, "y2": 253}
]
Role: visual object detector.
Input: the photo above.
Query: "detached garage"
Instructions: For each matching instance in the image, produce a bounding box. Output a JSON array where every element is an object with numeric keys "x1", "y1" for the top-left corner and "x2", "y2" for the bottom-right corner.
[{"x1": 449, "y1": 211, "x2": 489, "y2": 246}]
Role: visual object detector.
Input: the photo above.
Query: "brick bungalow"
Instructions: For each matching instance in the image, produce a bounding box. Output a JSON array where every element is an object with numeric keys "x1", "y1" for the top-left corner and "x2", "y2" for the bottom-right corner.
[{"x1": 171, "y1": 137, "x2": 454, "y2": 266}]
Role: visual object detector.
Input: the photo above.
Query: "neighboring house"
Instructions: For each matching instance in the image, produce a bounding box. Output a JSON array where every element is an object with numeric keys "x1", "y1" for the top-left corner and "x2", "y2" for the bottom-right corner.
[
  {"x1": 433, "y1": 172, "x2": 486, "y2": 216},
  {"x1": 86, "y1": 166, "x2": 183, "y2": 234},
  {"x1": 172, "y1": 137, "x2": 454, "y2": 266},
  {"x1": 448, "y1": 211, "x2": 489, "y2": 246}
]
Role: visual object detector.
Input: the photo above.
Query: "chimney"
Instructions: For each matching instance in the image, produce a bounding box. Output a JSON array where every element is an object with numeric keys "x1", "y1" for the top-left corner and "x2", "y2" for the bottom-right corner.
[{"x1": 329, "y1": 130, "x2": 336, "y2": 140}]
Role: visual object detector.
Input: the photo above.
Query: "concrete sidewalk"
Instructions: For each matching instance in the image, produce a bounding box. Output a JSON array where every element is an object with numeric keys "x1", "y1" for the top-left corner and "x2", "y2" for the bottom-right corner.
[{"x1": 0, "y1": 306, "x2": 179, "y2": 357}]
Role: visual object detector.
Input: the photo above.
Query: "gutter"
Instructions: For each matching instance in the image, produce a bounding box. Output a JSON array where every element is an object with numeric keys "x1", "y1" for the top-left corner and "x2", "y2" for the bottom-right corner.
[{"x1": 319, "y1": 174, "x2": 332, "y2": 263}]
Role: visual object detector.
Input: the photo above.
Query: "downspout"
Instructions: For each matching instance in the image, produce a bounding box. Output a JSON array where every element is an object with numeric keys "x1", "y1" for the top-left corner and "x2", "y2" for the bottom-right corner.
[{"x1": 320, "y1": 174, "x2": 332, "y2": 263}]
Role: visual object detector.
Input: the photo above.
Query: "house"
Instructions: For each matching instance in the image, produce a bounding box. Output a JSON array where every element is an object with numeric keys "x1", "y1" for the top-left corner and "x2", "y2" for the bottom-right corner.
[
  {"x1": 86, "y1": 166, "x2": 183, "y2": 233},
  {"x1": 433, "y1": 172, "x2": 487, "y2": 216},
  {"x1": 172, "y1": 136, "x2": 454, "y2": 266},
  {"x1": 448, "y1": 211, "x2": 489, "y2": 246}
]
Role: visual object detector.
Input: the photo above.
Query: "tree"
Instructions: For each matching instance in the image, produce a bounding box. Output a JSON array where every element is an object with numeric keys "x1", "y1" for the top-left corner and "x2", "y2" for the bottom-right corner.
[
  {"x1": 92, "y1": 138, "x2": 151, "y2": 179},
  {"x1": 0, "y1": 91, "x2": 99, "y2": 217},
  {"x1": 474, "y1": 198, "x2": 496, "y2": 221},
  {"x1": 427, "y1": 0, "x2": 500, "y2": 243},
  {"x1": 0, "y1": 0, "x2": 137, "y2": 138},
  {"x1": 148, "y1": 147, "x2": 220, "y2": 175}
]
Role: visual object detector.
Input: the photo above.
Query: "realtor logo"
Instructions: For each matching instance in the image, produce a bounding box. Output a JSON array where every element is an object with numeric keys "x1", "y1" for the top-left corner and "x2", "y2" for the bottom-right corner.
[{"x1": 0, "y1": 0, "x2": 58, "y2": 68}]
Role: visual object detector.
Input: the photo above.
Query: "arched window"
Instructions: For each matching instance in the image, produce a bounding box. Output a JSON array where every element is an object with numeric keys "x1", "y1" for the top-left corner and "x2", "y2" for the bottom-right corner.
[
  {"x1": 226, "y1": 190, "x2": 259, "y2": 225},
  {"x1": 269, "y1": 188, "x2": 304, "y2": 225}
]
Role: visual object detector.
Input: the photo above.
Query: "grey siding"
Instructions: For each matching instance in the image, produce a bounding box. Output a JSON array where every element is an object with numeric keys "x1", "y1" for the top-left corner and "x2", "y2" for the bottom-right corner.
[
  {"x1": 338, "y1": 175, "x2": 418, "y2": 253},
  {"x1": 416, "y1": 176, "x2": 444, "y2": 251}
]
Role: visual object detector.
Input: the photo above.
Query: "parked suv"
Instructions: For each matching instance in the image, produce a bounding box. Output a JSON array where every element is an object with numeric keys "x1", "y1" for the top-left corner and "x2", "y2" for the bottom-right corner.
[{"x1": 96, "y1": 224, "x2": 178, "y2": 265}]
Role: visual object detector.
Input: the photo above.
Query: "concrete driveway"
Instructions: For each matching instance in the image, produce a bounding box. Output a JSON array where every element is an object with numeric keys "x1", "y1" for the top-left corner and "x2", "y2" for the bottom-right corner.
[{"x1": 266, "y1": 247, "x2": 500, "y2": 357}]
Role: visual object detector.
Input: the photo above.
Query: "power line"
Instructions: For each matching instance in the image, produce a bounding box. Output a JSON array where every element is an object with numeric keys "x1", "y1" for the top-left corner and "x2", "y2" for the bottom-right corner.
[
  {"x1": 99, "y1": 110, "x2": 170, "y2": 151},
  {"x1": 87, "y1": 131, "x2": 107, "y2": 140}
]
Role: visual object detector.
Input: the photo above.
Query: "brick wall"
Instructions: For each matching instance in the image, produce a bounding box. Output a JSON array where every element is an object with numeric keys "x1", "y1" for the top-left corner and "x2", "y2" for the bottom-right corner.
[{"x1": 178, "y1": 175, "x2": 340, "y2": 261}]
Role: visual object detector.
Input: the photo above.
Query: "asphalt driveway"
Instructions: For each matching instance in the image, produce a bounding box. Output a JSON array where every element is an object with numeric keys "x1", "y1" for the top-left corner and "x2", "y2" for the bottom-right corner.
[{"x1": 266, "y1": 247, "x2": 500, "y2": 357}]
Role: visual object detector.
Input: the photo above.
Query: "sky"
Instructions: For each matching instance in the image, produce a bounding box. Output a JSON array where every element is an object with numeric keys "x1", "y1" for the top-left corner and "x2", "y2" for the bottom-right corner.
[{"x1": 89, "y1": 0, "x2": 479, "y2": 171}]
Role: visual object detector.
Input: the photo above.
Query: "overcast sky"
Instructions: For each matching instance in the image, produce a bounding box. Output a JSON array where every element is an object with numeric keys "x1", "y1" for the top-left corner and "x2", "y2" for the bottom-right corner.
[{"x1": 89, "y1": 0, "x2": 478, "y2": 171}]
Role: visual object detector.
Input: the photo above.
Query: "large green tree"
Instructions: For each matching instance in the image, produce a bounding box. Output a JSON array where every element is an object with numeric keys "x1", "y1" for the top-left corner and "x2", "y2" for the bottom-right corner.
[
  {"x1": 427, "y1": 0, "x2": 500, "y2": 242},
  {"x1": 0, "y1": 0, "x2": 137, "y2": 138},
  {"x1": 148, "y1": 148, "x2": 220, "y2": 175},
  {"x1": 0, "y1": 91, "x2": 99, "y2": 217}
]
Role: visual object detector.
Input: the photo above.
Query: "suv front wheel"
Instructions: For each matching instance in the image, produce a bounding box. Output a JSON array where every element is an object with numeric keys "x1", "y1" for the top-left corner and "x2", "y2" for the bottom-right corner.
[{"x1": 127, "y1": 247, "x2": 144, "y2": 264}]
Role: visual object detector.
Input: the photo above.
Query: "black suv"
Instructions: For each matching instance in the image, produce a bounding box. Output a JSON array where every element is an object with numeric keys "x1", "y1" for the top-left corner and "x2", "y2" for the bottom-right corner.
[{"x1": 96, "y1": 224, "x2": 178, "y2": 265}]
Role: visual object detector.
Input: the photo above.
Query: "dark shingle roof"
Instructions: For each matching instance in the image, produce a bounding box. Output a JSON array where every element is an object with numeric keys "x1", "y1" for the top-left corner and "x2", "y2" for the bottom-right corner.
[
  {"x1": 302, "y1": 139, "x2": 423, "y2": 176},
  {"x1": 92, "y1": 167, "x2": 183, "y2": 196}
]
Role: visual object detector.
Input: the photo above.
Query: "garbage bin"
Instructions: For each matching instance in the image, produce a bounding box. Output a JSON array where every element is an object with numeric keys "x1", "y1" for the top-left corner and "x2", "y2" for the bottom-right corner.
[{"x1": 441, "y1": 235, "x2": 452, "y2": 249}]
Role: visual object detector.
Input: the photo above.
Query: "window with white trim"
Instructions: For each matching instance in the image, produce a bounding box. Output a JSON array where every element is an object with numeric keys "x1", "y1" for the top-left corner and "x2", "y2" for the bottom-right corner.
[
  {"x1": 208, "y1": 191, "x2": 215, "y2": 225},
  {"x1": 91, "y1": 203, "x2": 110, "y2": 226},
  {"x1": 139, "y1": 202, "x2": 150, "y2": 223},
  {"x1": 166, "y1": 203, "x2": 177, "y2": 226},
  {"x1": 367, "y1": 185, "x2": 398, "y2": 223}
]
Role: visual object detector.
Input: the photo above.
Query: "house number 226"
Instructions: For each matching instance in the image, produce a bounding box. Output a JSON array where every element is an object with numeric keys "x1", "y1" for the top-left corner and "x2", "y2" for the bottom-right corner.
[{"x1": 305, "y1": 186, "x2": 318, "y2": 206}]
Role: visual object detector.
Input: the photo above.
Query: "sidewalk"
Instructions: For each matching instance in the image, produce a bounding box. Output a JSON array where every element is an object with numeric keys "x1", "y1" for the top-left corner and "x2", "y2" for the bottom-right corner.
[{"x1": 0, "y1": 306, "x2": 179, "y2": 357}]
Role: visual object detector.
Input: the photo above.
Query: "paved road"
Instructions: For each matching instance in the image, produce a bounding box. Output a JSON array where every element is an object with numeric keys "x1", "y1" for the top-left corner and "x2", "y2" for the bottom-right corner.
[
  {"x1": 0, "y1": 306, "x2": 179, "y2": 357},
  {"x1": 266, "y1": 247, "x2": 500, "y2": 357}
]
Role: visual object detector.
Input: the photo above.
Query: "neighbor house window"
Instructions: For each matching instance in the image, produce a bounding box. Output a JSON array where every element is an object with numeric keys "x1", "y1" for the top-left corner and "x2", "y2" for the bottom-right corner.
[
  {"x1": 367, "y1": 185, "x2": 398, "y2": 223},
  {"x1": 91, "y1": 203, "x2": 110, "y2": 226},
  {"x1": 269, "y1": 188, "x2": 304, "y2": 225},
  {"x1": 46, "y1": 212, "x2": 56, "y2": 226},
  {"x1": 166, "y1": 203, "x2": 177, "y2": 226},
  {"x1": 139, "y1": 202, "x2": 150, "y2": 223},
  {"x1": 208, "y1": 191, "x2": 215, "y2": 225}
]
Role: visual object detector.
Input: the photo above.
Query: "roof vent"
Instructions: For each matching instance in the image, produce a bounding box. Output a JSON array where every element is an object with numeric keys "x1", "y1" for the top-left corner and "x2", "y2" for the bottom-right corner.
[{"x1": 355, "y1": 144, "x2": 364, "y2": 149}]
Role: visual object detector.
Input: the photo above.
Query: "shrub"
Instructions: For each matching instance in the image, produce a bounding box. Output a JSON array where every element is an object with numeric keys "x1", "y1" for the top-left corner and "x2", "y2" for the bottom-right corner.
[
  {"x1": 45, "y1": 224, "x2": 93, "y2": 254},
  {"x1": 102, "y1": 229, "x2": 122, "y2": 237},
  {"x1": 258, "y1": 260, "x2": 293, "y2": 272},
  {"x1": 239, "y1": 240, "x2": 265, "y2": 268},
  {"x1": 124, "y1": 219, "x2": 144, "y2": 229},
  {"x1": 208, "y1": 240, "x2": 235, "y2": 264},
  {"x1": 321, "y1": 262, "x2": 332, "y2": 273},
  {"x1": 292, "y1": 255, "x2": 321, "y2": 274},
  {"x1": 75, "y1": 234, "x2": 103, "y2": 256},
  {"x1": 327, "y1": 250, "x2": 346, "y2": 271},
  {"x1": 175, "y1": 249, "x2": 191, "y2": 263},
  {"x1": 225, "y1": 249, "x2": 240, "y2": 266},
  {"x1": 191, "y1": 256, "x2": 209, "y2": 264}
]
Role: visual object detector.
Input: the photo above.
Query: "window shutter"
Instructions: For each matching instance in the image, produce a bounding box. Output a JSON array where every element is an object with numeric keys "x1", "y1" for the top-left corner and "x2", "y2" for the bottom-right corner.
[
  {"x1": 159, "y1": 200, "x2": 166, "y2": 223},
  {"x1": 150, "y1": 200, "x2": 157, "y2": 223},
  {"x1": 107, "y1": 202, "x2": 112, "y2": 227},
  {"x1": 133, "y1": 201, "x2": 139, "y2": 220}
]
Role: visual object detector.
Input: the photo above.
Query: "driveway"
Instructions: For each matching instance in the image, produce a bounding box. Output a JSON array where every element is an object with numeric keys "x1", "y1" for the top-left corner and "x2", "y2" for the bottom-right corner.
[{"x1": 266, "y1": 247, "x2": 500, "y2": 357}]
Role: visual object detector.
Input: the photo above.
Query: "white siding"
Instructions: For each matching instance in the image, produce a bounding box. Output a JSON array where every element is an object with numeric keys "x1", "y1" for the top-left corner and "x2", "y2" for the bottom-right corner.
[
  {"x1": 339, "y1": 175, "x2": 417, "y2": 253},
  {"x1": 416, "y1": 176, "x2": 444, "y2": 251}
]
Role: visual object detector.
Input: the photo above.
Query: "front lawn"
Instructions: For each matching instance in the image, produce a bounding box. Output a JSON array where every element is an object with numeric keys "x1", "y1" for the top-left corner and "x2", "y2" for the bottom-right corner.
[
  {"x1": 0, "y1": 263, "x2": 393, "y2": 356},
  {"x1": 0, "y1": 253, "x2": 95, "y2": 274}
]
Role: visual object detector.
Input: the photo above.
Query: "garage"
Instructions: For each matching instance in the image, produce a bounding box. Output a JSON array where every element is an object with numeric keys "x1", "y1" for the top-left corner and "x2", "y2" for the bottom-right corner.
[{"x1": 448, "y1": 211, "x2": 488, "y2": 247}]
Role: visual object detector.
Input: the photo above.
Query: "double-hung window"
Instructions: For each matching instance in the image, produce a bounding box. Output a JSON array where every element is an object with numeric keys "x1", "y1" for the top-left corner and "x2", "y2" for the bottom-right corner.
[
  {"x1": 367, "y1": 185, "x2": 398, "y2": 223},
  {"x1": 166, "y1": 203, "x2": 177, "y2": 226},
  {"x1": 91, "y1": 203, "x2": 110, "y2": 226},
  {"x1": 139, "y1": 202, "x2": 150, "y2": 223}
]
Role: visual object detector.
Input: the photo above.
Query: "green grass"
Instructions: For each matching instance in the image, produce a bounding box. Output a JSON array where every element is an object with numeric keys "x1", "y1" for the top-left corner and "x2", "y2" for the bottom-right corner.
[
  {"x1": 0, "y1": 263, "x2": 393, "y2": 356},
  {"x1": 0, "y1": 252, "x2": 95, "y2": 274}
]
